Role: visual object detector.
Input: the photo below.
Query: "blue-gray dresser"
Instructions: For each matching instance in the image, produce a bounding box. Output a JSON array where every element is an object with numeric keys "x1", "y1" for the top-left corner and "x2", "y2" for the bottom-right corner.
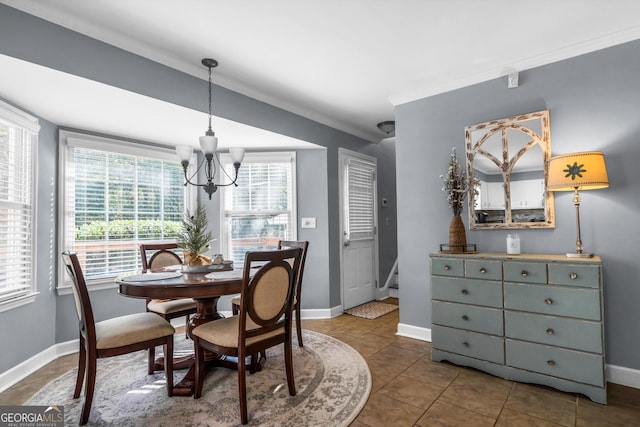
[{"x1": 430, "y1": 252, "x2": 606, "y2": 403}]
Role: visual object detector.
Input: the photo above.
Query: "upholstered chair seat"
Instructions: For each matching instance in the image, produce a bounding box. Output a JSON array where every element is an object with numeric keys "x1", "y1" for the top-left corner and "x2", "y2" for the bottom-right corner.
[
  {"x1": 146, "y1": 298, "x2": 196, "y2": 316},
  {"x1": 94, "y1": 312, "x2": 175, "y2": 349}
]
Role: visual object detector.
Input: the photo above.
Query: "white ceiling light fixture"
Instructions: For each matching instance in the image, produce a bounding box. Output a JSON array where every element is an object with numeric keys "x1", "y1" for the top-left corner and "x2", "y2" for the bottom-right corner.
[
  {"x1": 176, "y1": 58, "x2": 245, "y2": 200},
  {"x1": 377, "y1": 121, "x2": 395, "y2": 136}
]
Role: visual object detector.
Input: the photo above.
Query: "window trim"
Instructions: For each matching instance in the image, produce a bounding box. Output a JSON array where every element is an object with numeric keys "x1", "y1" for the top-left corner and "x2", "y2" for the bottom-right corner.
[
  {"x1": 219, "y1": 151, "x2": 297, "y2": 261},
  {"x1": 57, "y1": 130, "x2": 195, "y2": 295},
  {"x1": 0, "y1": 100, "x2": 39, "y2": 312}
]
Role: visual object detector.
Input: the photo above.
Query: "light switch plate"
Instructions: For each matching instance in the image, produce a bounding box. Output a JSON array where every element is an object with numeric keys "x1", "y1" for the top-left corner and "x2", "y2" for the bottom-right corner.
[{"x1": 301, "y1": 217, "x2": 316, "y2": 228}]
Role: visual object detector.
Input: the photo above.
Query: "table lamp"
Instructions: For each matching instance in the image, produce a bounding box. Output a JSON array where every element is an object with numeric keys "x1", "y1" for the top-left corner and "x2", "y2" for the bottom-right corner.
[{"x1": 547, "y1": 151, "x2": 609, "y2": 258}]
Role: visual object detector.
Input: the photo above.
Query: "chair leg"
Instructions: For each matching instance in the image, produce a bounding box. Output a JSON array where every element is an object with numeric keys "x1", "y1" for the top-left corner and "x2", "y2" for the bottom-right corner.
[
  {"x1": 148, "y1": 346, "x2": 156, "y2": 374},
  {"x1": 238, "y1": 350, "x2": 248, "y2": 425},
  {"x1": 74, "y1": 338, "x2": 86, "y2": 399},
  {"x1": 79, "y1": 349, "x2": 97, "y2": 425},
  {"x1": 193, "y1": 338, "x2": 205, "y2": 399},
  {"x1": 284, "y1": 338, "x2": 296, "y2": 396},
  {"x1": 164, "y1": 338, "x2": 174, "y2": 397},
  {"x1": 295, "y1": 303, "x2": 303, "y2": 347},
  {"x1": 184, "y1": 315, "x2": 191, "y2": 339},
  {"x1": 232, "y1": 302, "x2": 239, "y2": 316}
]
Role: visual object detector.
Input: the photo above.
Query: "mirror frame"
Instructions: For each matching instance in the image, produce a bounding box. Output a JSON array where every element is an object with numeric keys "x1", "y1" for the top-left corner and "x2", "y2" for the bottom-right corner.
[{"x1": 465, "y1": 110, "x2": 555, "y2": 229}]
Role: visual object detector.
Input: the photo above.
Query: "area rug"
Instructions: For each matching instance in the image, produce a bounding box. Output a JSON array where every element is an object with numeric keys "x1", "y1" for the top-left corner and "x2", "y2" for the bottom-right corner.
[
  {"x1": 344, "y1": 301, "x2": 398, "y2": 320},
  {"x1": 26, "y1": 330, "x2": 371, "y2": 426}
]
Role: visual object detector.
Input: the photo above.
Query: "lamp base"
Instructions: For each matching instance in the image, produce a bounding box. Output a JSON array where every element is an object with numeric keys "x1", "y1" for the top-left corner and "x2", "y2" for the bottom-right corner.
[{"x1": 566, "y1": 252, "x2": 594, "y2": 258}]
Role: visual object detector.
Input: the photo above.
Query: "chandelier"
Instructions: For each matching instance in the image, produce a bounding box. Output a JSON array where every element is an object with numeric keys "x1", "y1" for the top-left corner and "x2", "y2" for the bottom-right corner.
[{"x1": 176, "y1": 58, "x2": 245, "y2": 199}]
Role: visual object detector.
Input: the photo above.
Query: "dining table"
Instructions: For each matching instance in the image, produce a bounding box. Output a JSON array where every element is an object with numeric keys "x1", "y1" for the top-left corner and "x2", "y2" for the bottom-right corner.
[{"x1": 117, "y1": 266, "x2": 245, "y2": 396}]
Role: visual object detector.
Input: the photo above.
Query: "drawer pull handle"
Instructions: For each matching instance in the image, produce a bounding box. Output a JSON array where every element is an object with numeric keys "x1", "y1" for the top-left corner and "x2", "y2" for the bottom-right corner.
[
  {"x1": 546, "y1": 328, "x2": 554, "y2": 335},
  {"x1": 462, "y1": 315, "x2": 469, "y2": 321},
  {"x1": 547, "y1": 360, "x2": 556, "y2": 366},
  {"x1": 479, "y1": 267, "x2": 487, "y2": 274},
  {"x1": 545, "y1": 298, "x2": 553, "y2": 305},
  {"x1": 521, "y1": 270, "x2": 528, "y2": 277},
  {"x1": 443, "y1": 265, "x2": 450, "y2": 271},
  {"x1": 569, "y1": 272, "x2": 578, "y2": 280},
  {"x1": 462, "y1": 341, "x2": 469, "y2": 348},
  {"x1": 461, "y1": 289, "x2": 469, "y2": 295}
]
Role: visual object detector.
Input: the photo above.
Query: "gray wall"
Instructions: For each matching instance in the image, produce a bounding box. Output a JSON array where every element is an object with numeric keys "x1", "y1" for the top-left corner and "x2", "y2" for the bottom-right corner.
[
  {"x1": 396, "y1": 39, "x2": 640, "y2": 370},
  {"x1": 0, "y1": 5, "x2": 398, "y2": 372}
]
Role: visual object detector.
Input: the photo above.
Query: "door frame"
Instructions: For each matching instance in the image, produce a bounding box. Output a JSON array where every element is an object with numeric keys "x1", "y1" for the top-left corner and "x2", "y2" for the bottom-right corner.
[{"x1": 338, "y1": 148, "x2": 380, "y2": 310}]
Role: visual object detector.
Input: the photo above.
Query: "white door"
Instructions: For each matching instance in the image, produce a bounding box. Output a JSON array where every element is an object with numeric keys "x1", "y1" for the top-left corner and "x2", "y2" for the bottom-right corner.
[{"x1": 339, "y1": 149, "x2": 378, "y2": 310}]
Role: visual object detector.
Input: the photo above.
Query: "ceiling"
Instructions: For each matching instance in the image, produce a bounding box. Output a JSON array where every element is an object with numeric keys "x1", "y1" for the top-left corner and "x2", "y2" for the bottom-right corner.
[{"x1": 2, "y1": 0, "x2": 640, "y2": 146}]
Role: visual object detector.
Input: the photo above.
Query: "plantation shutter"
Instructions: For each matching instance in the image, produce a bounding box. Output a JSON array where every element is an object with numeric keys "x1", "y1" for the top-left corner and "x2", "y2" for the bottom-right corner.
[
  {"x1": 0, "y1": 102, "x2": 38, "y2": 306},
  {"x1": 345, "y1": 158, "x2": 376, "y2": 241}
]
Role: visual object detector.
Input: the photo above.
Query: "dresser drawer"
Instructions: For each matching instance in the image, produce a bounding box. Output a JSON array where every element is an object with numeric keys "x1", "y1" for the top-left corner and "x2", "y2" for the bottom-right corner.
[
  {"x1": 465, "y1": 259, "x2": 503, "y2": 281},
  {"x1": 506, "y1": 339, "x2": 604, "y2": 387},
  {"x1": 505, "y1": 311, "x2": 602, "y2": 353},
  {"x1": 432, "y1": 276, "x2": 503, "y2": 308},
  {"x1": 549, "y1": 264, "x2": 600, "y2": 288},
  {"x1": 433, "y1": 325, "x2": 504, "y2": 364},
  {"x1": 431, "y1": 257, "x2": 464, "y2": 277},
  {"x1": 504, "y1": 261, "x2": 547, "y2": 284},
  {"x1": 504, "y1": 283, "x2": 601, "y2": 321},
  {"x1": 432, "y1": 301, "x2": 504, "y2": 335}
]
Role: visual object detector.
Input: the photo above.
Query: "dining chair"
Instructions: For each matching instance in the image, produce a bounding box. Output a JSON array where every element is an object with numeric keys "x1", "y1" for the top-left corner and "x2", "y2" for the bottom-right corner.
[
  {"x1": 61, "y1": 251, "x2": 175, "y2": 425},
  {"x1": 231, "y1": 240, "x2": 309, "y2": 347},
  {"x1": 140, "y1": 242, "x2": 197, "y2": 366},
  {"x1": 192, "y1": 248, "x2": 302, "y2": 425}
]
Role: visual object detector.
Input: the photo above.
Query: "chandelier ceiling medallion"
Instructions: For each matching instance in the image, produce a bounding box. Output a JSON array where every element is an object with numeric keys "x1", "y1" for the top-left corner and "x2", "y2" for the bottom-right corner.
[{"x1": 176, "y1": 58, "x2": 245, "y2": 199}]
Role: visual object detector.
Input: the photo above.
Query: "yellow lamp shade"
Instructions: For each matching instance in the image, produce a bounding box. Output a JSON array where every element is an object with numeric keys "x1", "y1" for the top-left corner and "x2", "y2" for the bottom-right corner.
[{"x1": 547, "y1": 151, "x2": 609, "y2": 192}]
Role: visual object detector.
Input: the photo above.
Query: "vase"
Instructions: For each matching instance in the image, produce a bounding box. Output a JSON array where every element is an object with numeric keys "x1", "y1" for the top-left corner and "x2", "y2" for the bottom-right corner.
[{"x1": 448, "y1": 215, "x2": 467, "y2": 253}]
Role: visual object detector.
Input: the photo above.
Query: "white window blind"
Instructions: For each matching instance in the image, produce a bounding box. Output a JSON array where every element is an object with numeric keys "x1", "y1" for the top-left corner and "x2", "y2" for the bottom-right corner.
[
  {"x1": 0, "y1": 101, "x2": 39, "y2": 309},
  {"x1": 60, "y1": 132, "x2": 189, "y2": 286},
  {"x1": 345, "y1": 158, "x2": 376, "y2": 241},
  {"x1": 222, "y1": 152, "x2": 296, "y2": 265}
]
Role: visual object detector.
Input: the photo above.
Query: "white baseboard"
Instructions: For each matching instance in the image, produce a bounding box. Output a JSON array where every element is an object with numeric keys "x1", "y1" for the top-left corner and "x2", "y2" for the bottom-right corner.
[
  {"x1": 607, "y1": 364, "x2": 640, "y2": 389},
  {"x1": 0, "y1": 339, "x2": 78, "y2": 394},
  {"x1": 396, "y1": 322, "x2": 431, "y2": 342}
]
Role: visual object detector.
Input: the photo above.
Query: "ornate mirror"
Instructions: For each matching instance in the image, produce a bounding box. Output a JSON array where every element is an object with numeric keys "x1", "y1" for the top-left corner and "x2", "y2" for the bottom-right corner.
[{"x1": 465, "y1": 110, "x2": 555, "y2": 229}]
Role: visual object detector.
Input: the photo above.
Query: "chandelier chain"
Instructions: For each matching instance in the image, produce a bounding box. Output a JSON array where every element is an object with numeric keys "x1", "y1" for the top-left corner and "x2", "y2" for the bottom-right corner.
[{"x1": 207, "y1": 65, "x2": 213, "y2": 132}]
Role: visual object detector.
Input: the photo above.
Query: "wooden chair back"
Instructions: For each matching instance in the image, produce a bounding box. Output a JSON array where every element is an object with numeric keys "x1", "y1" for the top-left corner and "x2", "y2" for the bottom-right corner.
[
  {"x1": 277, "y1": 241, "x2": 308, "y2": 298},
  {"x1": 237, "y1": 248, "x2": 302, "y2": 341},
  {"x1": 62, "y1": 251, "x2": 97, "y2": 345},
  {"x1": 277, "y1": 241, "x2": 309, "y2": 346},
  {"x1": 140, "y1": 242, "x2": 182, "y2": 273}
]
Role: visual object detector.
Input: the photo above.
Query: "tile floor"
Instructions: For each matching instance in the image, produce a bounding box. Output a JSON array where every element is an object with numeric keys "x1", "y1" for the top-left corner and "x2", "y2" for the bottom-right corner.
[{"x1": 2, "y1": 298, "x2": 639, "y2": 426}]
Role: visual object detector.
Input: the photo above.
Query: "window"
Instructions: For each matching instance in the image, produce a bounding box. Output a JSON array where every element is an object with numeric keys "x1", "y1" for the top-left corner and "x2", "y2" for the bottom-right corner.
[
  {"x1": 59, "y1": 131, "x2": 193, "y2": 290},
  {"x1": 221, "y1": 152, "x2": 296, "y2": 265},
  {"x1": 0, "y1": 100, "x2": 39, "y2": 311},
  {"x1": 344, "y1": 157, "x2": 376, "y2": 241}
]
